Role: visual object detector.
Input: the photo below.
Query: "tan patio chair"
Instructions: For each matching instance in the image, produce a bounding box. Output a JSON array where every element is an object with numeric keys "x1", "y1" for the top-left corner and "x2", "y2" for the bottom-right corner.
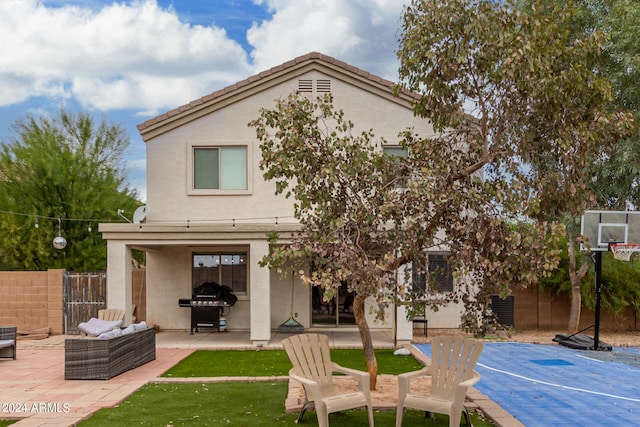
[
  {"x1": 98, "y1": 309, "x2": 125, "y2": 321},
  {"x1": 0, "y1": 326, "x2": 17, "y2": 360},
  {"x1": 282, "y1": 333, "x2": 374, "y2": 427},
  {"x1": 396, "y1": 336, "x2": 484, "y2": 427}
]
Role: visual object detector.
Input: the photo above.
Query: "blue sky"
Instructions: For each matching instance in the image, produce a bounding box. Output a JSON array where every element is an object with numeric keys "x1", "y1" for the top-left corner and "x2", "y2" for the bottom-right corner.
[{"x1": 0, "y1": 0, "x2": 407, "y2": 203}]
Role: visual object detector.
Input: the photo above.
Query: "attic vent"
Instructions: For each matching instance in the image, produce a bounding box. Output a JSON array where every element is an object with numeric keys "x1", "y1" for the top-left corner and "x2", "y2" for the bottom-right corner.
[
  {"x1": 316, "y1": 79, "x2": 331, "y2": 93},
  {"x1": 298, "y1": 79, "x2": 313, "y2": 92}
]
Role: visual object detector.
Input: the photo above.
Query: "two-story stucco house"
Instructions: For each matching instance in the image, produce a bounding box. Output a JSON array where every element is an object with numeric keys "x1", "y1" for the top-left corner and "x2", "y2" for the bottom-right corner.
[{"x1": 99, "y1": 52, "x2": 466, "y2": 345}]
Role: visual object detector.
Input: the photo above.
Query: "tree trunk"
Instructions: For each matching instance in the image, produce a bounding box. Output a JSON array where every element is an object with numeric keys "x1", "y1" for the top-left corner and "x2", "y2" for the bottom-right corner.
[
  {"x1": 353, "y1": 294, "x2": 378, "y2": 390},
  {"x1": 567, "y1": 232, "x2": 590, "y2": 333},
  {"x1": 568, "y1": 282, "x2": 582, "y2": 334}
]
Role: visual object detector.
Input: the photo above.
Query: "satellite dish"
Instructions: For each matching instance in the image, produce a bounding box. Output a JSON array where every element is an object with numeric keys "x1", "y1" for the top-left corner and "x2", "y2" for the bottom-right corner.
[{"x1": 133, "y1": 205, "x2": 147, "y2": 224}]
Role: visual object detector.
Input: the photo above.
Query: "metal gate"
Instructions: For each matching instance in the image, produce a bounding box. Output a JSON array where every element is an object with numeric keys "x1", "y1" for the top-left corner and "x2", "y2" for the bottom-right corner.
[{"x1": 63, "y1": 271, "x2": 107, "y2": 334}]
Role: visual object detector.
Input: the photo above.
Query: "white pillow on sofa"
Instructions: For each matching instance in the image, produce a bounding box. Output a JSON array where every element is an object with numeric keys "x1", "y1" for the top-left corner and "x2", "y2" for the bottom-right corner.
[
  {"x1": 77, "y1": 318, "x2": 122, "y2": 336},
  {"x1": 132, "y1": 321, "x2": 147, "y2": 331},
  {"x1": 121, "y1": 324, "x2": 136, "y2": 335},
  {"x1": 97, "y1": 328, "x2": 123, "y2": 339}
]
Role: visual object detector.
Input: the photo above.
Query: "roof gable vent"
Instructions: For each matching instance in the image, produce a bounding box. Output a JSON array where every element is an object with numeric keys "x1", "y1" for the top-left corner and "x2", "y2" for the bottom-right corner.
[
  {"x1": 297, "y1": 79, "x2": 332, "y2": 94},
  {"x1": 298, "y1": 79, "x2": 313, "y2": 92},
  {"x1": 316, "y1": 79, "x2": 331, "y2": 93}
]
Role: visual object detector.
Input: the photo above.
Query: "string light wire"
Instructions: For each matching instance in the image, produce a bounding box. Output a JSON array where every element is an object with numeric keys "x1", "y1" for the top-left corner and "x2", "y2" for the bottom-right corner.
[{"x1": 0, "y1": 209, "x2": 294, "y2": 226}]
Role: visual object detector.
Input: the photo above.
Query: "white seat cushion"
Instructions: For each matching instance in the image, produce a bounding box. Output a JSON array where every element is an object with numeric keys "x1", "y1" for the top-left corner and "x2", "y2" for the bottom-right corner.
[
  {"x1": 97, "y1": 328, "x2": 123, "y2": 339},
  {"x1": 0, "y1": 339, "x2": 14, "y2": 348},
  {"x1": 77, "y1": 318, "x2": 122, "y2": 336},
  {"x1": 132, "y1": 321, "x2": 147, "y2": 331}
]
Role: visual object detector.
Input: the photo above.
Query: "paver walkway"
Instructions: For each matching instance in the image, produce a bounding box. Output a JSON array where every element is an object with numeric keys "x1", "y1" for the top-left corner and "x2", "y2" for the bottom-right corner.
[{"x1": 1, "y1": 337, "x2": 192, "y2": 426}]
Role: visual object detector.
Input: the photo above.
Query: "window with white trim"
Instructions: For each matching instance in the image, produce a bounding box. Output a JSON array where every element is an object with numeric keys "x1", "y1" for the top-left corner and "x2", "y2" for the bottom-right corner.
[
  {"x1": 192, "y1": 146, "x2": 247, "y2": 191},
  {"x1": 193, "y1": 146, "x2": 247, "y2": 190}
]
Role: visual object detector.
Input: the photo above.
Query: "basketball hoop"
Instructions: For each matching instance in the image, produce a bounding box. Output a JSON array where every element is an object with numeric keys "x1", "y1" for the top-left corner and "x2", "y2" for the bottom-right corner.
[{"x1": 610, "y1": 244, "x2": 640, "y2": 261}]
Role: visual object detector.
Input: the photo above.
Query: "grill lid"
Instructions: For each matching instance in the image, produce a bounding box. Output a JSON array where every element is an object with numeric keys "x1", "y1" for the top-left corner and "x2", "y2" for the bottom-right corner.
[{"x1": 192, "y1": 282, "x2": 237, "y2": 306}]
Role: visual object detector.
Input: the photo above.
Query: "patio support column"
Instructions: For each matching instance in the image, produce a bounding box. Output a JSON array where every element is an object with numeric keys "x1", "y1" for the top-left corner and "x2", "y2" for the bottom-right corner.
[
  {"x1": 106, "y1": 240, "x2": 134, "y2": 325},
  {"x1": 250, "y1": 241, "x2": 271, "y2": 345},
  {"x1": 395, "y1": 304, "x2": 414, "y2": 342}
]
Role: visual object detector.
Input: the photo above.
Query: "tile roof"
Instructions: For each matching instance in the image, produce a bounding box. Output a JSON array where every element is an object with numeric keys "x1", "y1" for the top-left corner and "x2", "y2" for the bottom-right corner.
[{"x1": 137, "y1": 51, "x2": 419, "y2": 137}]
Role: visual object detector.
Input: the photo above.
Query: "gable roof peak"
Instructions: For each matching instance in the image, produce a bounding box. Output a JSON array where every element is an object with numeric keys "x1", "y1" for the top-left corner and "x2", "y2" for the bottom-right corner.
[{"x1": 137, "y1": 51, "x2": 417, "y2": 139}]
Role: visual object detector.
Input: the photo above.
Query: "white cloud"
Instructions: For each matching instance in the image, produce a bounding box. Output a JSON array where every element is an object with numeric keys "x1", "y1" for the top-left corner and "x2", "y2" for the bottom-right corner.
[
  {"x1": 247, "y1": 0, "x2": 406, "y2": 80},
  {"x1": 0, "y1": 0, "x2": 251, "y2": 113},
  {"x1": 0, "y1": 0, "x2": 408, "y2": 120}
]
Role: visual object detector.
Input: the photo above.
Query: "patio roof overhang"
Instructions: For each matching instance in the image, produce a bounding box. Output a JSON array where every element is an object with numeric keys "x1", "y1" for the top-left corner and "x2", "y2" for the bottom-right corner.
[{"x1": 98, "y1": 222, "x2": 302, "y2": 249}]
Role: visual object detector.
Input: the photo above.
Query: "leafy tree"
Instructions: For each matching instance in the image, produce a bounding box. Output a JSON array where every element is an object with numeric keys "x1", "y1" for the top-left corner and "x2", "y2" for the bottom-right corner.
[
  {"x1": 517, "y1": 0, "x2": 640, "y2": 332},
  {"x1": 251, "y1": 94, "x2": 406, "y2": 389},
  {"x1": 0, "y1": 110, "x2": 141, "y2": 271},
  {"x1": 398, "y1": 0, "x2": 634, "y2": 332},
  {"x1": 541, "y1": 234, "x2": 640, "y2": 320},
  {"x1": 251, "y1": 91, "x2": 558, "y2": 389}
]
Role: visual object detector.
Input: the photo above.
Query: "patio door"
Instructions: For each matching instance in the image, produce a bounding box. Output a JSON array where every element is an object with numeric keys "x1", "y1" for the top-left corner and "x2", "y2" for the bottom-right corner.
[{"x1": 311, "y1": 283, "x2": 356, "y2": 327}]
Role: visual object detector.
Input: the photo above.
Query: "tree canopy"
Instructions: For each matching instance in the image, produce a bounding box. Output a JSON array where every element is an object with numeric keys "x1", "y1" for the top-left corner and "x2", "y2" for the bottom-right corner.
[
  {"x1": 0, "y1": 110, "x2": 140, "y2": 271},
  {"x1": 397, "y1": 0, "x2": 634, "y2": 315},
  {"x1": 515, "y1": 0, "x2": 640, "y2": 331}
]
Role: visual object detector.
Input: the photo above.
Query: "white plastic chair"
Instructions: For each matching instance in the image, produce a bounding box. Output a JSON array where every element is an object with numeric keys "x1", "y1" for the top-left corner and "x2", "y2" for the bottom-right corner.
[
  {"x1": 282, "y1": 333, "x2": 374, "y2": 427},
  {"x1": 396, "y1": 336, "x2": 484, "y2": 427},
  {"x1": 98, "y1": 308, "x2": 125, "y2": 321}
]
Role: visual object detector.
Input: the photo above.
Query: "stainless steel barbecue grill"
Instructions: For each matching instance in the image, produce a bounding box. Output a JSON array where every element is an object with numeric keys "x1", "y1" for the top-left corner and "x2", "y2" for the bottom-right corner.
[{"x1": 178, "y1": 282, "x2": 237, "y2": 334}]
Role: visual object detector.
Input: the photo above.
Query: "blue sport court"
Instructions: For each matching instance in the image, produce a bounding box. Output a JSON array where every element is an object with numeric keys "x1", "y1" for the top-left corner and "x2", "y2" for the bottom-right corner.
[{"x1": 415, "y1": 342, "x2": 640, "y2": 426}]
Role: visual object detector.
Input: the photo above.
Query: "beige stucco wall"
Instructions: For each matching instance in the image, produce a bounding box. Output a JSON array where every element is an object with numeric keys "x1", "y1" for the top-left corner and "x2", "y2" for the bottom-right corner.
[
  {"x1": 144, "y1": 70, "x2": 432, "y2": 223},
  {"x1": 107, "y1": 64, "x2": 470, "y2": 342}
]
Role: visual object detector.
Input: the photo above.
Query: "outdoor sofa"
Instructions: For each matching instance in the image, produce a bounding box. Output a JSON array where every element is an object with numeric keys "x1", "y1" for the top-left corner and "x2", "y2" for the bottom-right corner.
[
  {"x1": 65, "y1": 323, "x2": 155, "y2": 380},
  {"x1": 0, "y1": 326, "x2": 17, "y2": 360}
]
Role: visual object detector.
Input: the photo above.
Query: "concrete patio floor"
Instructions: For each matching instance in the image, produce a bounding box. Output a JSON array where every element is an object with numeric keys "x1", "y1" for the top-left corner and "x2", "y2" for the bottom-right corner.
[{"x1": 0, "y1": 329, "x2": 520, "y2": 427}]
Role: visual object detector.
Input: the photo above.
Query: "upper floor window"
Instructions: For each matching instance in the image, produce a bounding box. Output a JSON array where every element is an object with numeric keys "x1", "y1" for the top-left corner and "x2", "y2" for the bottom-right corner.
[
  {"x1": 383, "y1": 145, "x2": 409, "y2": 187},
  {"x1": 194, "y1": 146, "x2": 247, "y2": 190},
  {"x1": 412, "y1": 253, "x2": 453, "y2": 293},
  {"x1": 189, "y1": 143, "x2": 250, "y2": 195},
  {"x1": 383, "y1": 146, "x2": 408, "y2": 158}
]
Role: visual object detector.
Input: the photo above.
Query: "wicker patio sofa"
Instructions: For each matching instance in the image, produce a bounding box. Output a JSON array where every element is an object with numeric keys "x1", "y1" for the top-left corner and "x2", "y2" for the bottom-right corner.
[
  {"x1": 64, "y1": 326, "x2": 156, "y2": 380},
  {"x1": 0, "y1": 326, "x2": 17, "y2": 360}
]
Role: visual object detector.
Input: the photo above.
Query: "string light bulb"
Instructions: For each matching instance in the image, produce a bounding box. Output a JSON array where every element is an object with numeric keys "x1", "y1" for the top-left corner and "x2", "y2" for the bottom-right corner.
[{"x1": 52, "y1": 218, "x2": 67, "y2": 250}]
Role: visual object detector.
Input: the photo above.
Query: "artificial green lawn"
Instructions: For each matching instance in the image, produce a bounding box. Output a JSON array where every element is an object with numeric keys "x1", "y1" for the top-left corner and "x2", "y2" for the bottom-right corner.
[
  {"x1": 78, "y1": 382, "x2": 493, "y2": 426},
  {"x1": 79, "y1": 382, "x2": 294, "y2": 426},
  {"x1": 162, "y1": 348, "x2": 425, "y2": 377},
  {"x1": 77, "y1": 349, "x2": 495, "y2": 426}
]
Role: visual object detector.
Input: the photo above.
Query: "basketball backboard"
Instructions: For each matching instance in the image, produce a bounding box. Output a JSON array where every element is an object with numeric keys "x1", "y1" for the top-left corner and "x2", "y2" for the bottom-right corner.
[{"x1": 581, "y1": 210, "x2": 640, "y2": 251}]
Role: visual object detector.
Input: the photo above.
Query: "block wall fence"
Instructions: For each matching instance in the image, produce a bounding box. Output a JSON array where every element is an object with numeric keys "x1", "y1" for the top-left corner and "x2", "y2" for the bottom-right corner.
[
  {"x1": 513, "y1": 286, "x2": 638, "y2": 330},
  {"x1": 0, "y1": 269, "x2": 146, "y2": 334},
  {"x1": 0, "y1": 269, "x2": 636, "y2": 333}
]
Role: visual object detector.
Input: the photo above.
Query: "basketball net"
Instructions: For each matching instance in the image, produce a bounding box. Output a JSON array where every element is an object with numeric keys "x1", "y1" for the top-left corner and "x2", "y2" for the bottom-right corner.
[{"x1": 610, "y1": 244, "x2": 640, "y2": 262}]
